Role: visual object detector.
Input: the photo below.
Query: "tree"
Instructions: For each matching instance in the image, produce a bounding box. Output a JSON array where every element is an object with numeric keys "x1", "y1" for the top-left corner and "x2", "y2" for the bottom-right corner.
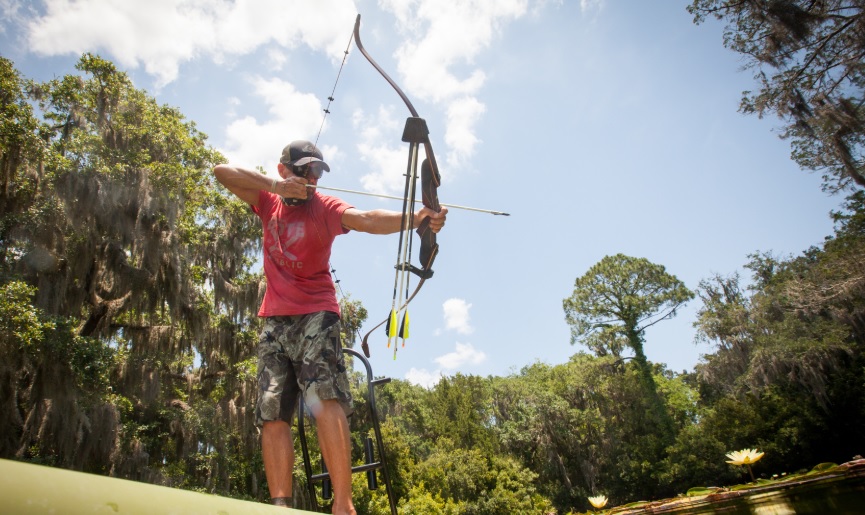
[
  {"x1": 1, "y1": 54, "x2": 267, "y2": 499},
  {"x1": 490, "y1": 354, "x2": 701, "y2": 510},
  {"x1": 692, "y1": 202, "x2": 865, "y2": 473},
  {"x1": 692, "y1": 272, "x2": 754, "y2": 402},
  {"x1": 695, "y1": 251, "x2": 855, "y2": 408},
  {"x1": 0, "y1": 57, "x2": 44, "y2": 235},
  {"x1": 563, "y1": 254, "x2": 694, "y2": 494},
  {"x1": 490, "y1": 358, "x2": 614, "y2": 509},
  {"x1": 427, "y1": 374, "x2": 496, "y2": 455},
  {"x1": 413, "y1": 438, "x2": 551, "y2": 515},
  {"x1": 563, "y1": 253, "x2": 694, "y2": 365},
  {"x1": 689, "y1": 1, "x2": 865, "y2": 193}
]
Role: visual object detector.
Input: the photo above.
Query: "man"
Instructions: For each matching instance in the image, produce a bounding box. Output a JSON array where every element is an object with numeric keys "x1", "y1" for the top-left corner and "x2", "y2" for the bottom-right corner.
[{"x1": 213, "y1": 140, "x2": 447, "y2": 514}]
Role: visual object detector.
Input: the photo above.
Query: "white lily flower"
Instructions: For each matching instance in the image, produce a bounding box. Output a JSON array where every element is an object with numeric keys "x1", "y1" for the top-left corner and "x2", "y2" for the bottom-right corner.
[
  {"x1": 588, "y1": 495, "x2": 608, "y2": 509},
  {"x1": 726, "y1": 448, "x2": 765, "y2": 466}
]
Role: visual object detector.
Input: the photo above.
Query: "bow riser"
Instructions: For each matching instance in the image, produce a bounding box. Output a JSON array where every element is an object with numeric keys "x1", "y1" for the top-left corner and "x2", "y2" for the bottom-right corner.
[{"x1": 355, "y1": 15, "x2": 442, "y2": 359}]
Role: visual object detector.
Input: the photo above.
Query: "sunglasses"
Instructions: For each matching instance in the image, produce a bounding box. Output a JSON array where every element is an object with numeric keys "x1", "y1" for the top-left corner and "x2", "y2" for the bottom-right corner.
[{"x1": 291, "y1": 162, "x2": 326, "y2": 180}]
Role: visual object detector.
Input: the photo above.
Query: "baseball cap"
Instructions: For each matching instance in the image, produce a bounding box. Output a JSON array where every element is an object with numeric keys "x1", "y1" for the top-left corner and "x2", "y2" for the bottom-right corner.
[{"x1": 279, "y1": 140, "x2": 331, "y2": 172}]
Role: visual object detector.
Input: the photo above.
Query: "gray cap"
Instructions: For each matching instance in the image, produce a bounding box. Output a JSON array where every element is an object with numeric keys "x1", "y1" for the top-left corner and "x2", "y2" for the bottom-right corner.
[{"x1": 279, "y1": 140, "x2": 330, "y2": 172}]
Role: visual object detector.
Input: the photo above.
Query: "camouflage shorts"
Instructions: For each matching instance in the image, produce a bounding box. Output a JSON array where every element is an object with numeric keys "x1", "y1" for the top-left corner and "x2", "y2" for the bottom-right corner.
[{"x1": 255, "y1": 311, "x2": 353, "y2": 426}]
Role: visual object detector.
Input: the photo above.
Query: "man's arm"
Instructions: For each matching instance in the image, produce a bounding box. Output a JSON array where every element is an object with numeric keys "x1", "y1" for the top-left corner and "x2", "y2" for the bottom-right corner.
[
  {"x1": 213, "y1": 164, "x2": 308, "y2": 207},
  {"x1": 341, "y1": 206, "x2": 448, "y2": 234}
]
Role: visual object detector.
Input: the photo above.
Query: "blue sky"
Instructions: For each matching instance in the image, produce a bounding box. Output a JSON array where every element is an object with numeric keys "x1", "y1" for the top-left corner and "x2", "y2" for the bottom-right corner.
[{"x1": 1, "y1": 0, "x2": 844, "y2": 386}]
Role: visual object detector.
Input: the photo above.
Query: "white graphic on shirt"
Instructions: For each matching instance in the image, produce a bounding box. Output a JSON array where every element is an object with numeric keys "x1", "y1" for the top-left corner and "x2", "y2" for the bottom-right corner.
[{"x1": 266, "y1": 218, "x2": 305, "y2": 267}]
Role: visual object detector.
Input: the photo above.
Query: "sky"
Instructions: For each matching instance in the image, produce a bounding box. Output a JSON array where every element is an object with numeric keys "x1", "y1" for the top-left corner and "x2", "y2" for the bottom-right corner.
[{"x1": 0, "y1": 0, "x2": 845, "y2": 387}]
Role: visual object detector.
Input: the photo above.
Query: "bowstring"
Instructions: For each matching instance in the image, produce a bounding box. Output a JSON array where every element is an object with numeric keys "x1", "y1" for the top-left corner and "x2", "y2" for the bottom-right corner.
[
  {"x1": 314, "y1": 24, "x2": 367, "y2": 349},
  {"x1": 314, "y1": 28, "x2": 354, "y2": 149},
  {"x1": 317, "y1": 19, "x2": 418, "y2": 357}
]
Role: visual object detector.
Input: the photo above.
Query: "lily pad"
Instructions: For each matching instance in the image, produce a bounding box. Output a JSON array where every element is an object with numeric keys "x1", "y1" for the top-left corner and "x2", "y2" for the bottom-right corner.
[
  {"x1": 685, "y1": 486, "x2": 723, "y2": 496},
  {"x1": 729, "y1": 483, "x2": 757, "y2": 491},
  {"x1": 618, "y1": 501, "x2": 650, "y2": 508},
  {"x1": 809, "y1": 462, "x2": 839, "y2": 474}
]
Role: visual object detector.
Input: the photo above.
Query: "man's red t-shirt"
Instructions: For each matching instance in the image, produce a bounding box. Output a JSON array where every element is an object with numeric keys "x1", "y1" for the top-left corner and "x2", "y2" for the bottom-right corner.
[{"x1": 252, "y1": 190, "x2": 352, "y2": 317}]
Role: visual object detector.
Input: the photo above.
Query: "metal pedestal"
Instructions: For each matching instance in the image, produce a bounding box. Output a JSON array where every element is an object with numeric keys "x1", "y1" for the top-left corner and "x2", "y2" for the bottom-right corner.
[{"x1": 297, "y1": 348, "x2": 398, "y2": 514}]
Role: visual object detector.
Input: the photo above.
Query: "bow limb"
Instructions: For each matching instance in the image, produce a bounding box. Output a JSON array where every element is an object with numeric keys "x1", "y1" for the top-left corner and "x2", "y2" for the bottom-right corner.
[
  {"x1": 353, "y1": 14, "x2": 442, "y2": 208},
  {"x1": 353, "y1": 14, "x2": 419, "y2": 117},
  {"x1": 353, "y1": 14, "x2": 441, "y2": 216},
  {"x1": 354, "y1": 14, "x2": 442, "y2": 358}
]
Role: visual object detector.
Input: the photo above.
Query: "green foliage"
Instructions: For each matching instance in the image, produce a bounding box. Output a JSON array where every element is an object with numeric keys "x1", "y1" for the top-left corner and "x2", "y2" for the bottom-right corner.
[
  {"x1": 688, "y1": 1, "x2": 865, "y2": 192},
  {"x1": 413, "y1": 438, "x2": 551, "y2": 514},
  {"x1": 660, "y1": 418, "x2": 734, "y2": 493},
  {"x1": 427, "y1": 374, "x2": 496, "y2": 454},
  {"x1": 339, "y1": 295, "x2": 368, "y2": 349},
  {"x1": 691, "y1": 196, "x2": 865, "y2": 477},
  {"x1": 0, "y1": 279, "x2": 115, "y2": 392},
  {"x1": 0, "y1": 53, "x2": 265, "y2": 501},
  {"x1": 3, "y1": 47, "x2": 864, "y2": 515},
  {"x1": 396, "y1": 483, "x2": 465, "y2": 514},
  {"x1": 563, "y1": 253, "x2": 694, "y2": 362},
  {"x1": 0, "y1": 281, "x2": 54, "y2": 349},
  {"x1": 347, "y1": 375, "x2": 557, "y2": 514}
]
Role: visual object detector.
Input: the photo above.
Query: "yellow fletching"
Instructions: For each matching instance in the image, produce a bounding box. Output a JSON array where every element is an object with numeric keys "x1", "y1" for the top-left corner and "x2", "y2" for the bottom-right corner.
[
  {"x1": 386, "y1": 309, "x2": 398, "y2": 338},
  {"x1": 400, "y1": 311, "x2": 409, "y2": 348},
  {"x1": 399, "y1": 311, "x2": 410, "y2": 339}
]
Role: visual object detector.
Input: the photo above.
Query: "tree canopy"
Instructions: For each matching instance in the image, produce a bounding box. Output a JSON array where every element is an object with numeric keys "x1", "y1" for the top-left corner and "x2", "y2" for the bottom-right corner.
[
  {"x1": 689, "y1": 0, "x2": 865, "y2": 193},
  {"x1": 563, "y1": 253, "x2": 694, "y2": 362}
]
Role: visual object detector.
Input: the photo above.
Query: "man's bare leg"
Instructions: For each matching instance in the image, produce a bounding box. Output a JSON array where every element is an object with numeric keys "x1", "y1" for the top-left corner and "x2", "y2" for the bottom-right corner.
[
  {"x1": 262, "y1": 420, "x2": 294, "y2": 504},
  {"x1": 313, "y1": 399, "x2": 356, "y2": 515}
]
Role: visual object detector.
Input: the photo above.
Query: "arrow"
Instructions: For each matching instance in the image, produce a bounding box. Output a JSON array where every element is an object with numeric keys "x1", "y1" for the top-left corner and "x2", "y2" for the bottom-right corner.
[{"x1": 307, "y1": 184, "x2": 510, "y2": 216}]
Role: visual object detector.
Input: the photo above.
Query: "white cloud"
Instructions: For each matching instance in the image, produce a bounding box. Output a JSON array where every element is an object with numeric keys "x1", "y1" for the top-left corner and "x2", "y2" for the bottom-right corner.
[
  {"x1": 265, "y1": 47, "x2": 289, "y2": 72},
  {"x1": 580, "y1": 0, "x2": 604, "y2": 15},
  {"x1": 0, "y1": 0, "x2": 26, "y2": 36},
  {"x1": 17, "y1": 0, "x2": 553, "y2": 181},
  {"x1": 378, "y1": 0, "x2": 531, "y2": 168},
  {"x1": 353, "y1": 106, "x2": 411, "y2": 196},
  {"x1": 435, "y1": 342, "x2": 486, "y2": 369},
  {"x1": 24, "y1": 0, "x2": 357, "y2": 87},
  {"x1": 444, "y1": 97, "x2": 486, "y2": 169},
  {"x1": 443, "y1": 298, "x2": 474, "y2": 335},
  {"x1": 405, "y1": 367, "x2": 443, "y2": 388},
  {"x1": 404, "y1": 341, "x2": 487, "y2": 387},
  {"x1": 222, "y1": 76, "x2": 324, "y2": 170}
]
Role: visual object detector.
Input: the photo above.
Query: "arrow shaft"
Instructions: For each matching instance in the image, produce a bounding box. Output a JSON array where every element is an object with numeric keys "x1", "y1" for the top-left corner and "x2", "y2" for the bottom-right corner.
[{"x1": 307, "y1": 184, "x2": 509, "y2": 216}]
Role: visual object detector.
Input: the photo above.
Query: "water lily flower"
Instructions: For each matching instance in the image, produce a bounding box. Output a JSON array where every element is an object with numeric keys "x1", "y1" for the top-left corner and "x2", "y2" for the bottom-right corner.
[
  {"x1": 588, "y1": 495, "x2": 608, "y2": 509},
  {"x1": 726, "y1": 448, "x2": 764, "y2": 481},
  {"x1": 725, "y1": 448, "x2": 764, "y2": 466}
]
